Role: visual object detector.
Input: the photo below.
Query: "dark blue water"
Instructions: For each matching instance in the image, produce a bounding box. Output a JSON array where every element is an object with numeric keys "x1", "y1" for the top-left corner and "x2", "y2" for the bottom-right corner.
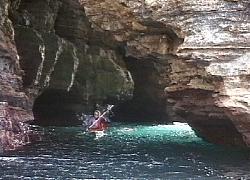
[{"x1": 1, "y1": 122, "x2": 250, "y2": 179}]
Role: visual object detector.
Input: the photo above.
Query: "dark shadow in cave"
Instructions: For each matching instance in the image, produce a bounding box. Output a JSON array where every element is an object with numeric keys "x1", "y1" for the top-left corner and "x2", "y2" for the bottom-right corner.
[
  {"x1": 111, "y1": 21, "x2": 184, "y2": 122},
  {"x1": 113, "y1": 55, "x2": 168, "y2": 122},
  {"x1": 32, "y1": 89, "x2": 83, "y2": 126}
]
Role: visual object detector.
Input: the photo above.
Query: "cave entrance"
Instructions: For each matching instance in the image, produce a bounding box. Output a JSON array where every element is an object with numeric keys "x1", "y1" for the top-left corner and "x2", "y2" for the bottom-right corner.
[
  {"x1": 32, "y1": 89, "x2": 83, "y2": 126},
  {"x1": 114, "y1": 56, "x2": 167, "y2": 122}
]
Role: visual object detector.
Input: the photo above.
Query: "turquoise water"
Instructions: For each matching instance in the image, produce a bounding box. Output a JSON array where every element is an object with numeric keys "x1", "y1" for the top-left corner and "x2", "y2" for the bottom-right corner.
[{"x1": 1, "y1": 122, "x2": 250, "y2": 179}]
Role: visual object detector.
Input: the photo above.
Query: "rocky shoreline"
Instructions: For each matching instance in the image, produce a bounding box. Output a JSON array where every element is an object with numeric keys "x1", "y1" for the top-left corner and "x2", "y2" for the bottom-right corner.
[
  {"x1": 0, "y1": 0, "x2": 249, "y2": 150},
  {"x1": 0, "y1": 102, "x2": 41, "y2": 152}
]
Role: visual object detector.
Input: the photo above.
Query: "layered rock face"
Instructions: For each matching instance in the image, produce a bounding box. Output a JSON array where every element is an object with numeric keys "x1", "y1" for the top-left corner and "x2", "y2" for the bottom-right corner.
[
  {"x1": 80, "y1": 0, "x2": 183, "y2": 120},
  {"x1": 0, "y1": 0, "x2": 249, "y2": 148},
  {"x1": 9, "y1": 0, "x2": 134, "y2": 125},
  {"x1": 81, "y1": 0, "x2": 250, "y2": 146},
  {"x1": 152, "y1": 0, "x2": 250, "y2": 146},
  {"x1": 0, "y1": 0, "x2": 38, "y2": 151},
  {"x1": 0, "y1": 0, "x2": 134, "y2": 151}
]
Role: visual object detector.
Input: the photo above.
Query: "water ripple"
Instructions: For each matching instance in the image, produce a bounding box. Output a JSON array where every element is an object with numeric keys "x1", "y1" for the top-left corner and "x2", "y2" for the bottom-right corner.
[{"x1": 0, "y1": 123, "x2": 250, "y2": 179}]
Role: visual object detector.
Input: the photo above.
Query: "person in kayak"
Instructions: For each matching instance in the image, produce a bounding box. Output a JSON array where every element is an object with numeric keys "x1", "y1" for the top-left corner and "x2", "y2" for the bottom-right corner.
[{"x1": 87, "y1": 110, "x2": 109, "y2": 131}]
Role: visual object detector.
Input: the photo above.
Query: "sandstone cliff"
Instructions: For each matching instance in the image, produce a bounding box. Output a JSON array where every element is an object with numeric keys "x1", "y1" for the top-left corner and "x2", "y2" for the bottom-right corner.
[
  {"x1": 10, "y1": 0, "x2": 134, "y2": 121},
  {"x1": 1, "y1": 0, "x2": 134, "y2": 151},
  {"x1": 81, "y1": 0, "x2": 250, "y2": 146},
  {"x1": 0, "y1": 0, "x2": 249, "y2": 151}
]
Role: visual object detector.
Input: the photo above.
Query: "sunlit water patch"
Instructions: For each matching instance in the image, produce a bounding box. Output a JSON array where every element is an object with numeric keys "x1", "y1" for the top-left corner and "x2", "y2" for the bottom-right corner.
[{"x1": 1, "y1": 122, "x2": 250, "y2": 179}]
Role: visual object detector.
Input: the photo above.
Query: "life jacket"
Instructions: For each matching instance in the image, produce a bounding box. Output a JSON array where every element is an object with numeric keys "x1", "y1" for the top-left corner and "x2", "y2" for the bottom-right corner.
[{"x1": 89, "y1": 117, "x2": 108, "y2": 132}]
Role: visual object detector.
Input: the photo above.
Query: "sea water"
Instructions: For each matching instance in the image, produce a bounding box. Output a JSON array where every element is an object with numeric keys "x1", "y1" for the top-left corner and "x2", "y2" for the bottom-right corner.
[{"x1": 0, "y1": 122, "x2": 250, "y2": 179}]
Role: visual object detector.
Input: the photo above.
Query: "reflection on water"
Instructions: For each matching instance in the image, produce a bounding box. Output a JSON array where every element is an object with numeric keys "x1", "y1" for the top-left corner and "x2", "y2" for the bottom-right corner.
[{"x1": 0, "y1": 122, "x2": 250, "y2": 179}]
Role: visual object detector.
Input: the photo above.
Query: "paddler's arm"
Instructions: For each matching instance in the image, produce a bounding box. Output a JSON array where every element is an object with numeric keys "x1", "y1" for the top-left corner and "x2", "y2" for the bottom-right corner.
[{"x1": 88, "y1": 118, "x2": 99, "y2": 129}]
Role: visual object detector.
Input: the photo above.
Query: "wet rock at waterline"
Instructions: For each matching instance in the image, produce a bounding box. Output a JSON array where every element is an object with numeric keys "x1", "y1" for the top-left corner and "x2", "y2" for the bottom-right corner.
[
  {"x1": 0, "y1": 0, "x2": 250, "y2": 149},
  {"x1": 0, "y1": 102, "x2": 40, "y2": 152},
  {"x1": 0, "y1": 0, "x2": 39, "y2": 152}
]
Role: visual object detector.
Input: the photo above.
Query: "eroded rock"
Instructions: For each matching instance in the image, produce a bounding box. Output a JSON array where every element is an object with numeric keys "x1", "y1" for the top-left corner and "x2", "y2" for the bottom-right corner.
[
  {"x1": 0, "y1": 101, "x2": 40, "y2": 152},
  {"x1": 0, "y1": 0, "x2": 249, "y2": 148},
  {"x1": 81, "y1": 0, "x2": 250, "y2": 146},
  {"x1": 10, "y1": 0, "x2": 134, "y2": 116}
]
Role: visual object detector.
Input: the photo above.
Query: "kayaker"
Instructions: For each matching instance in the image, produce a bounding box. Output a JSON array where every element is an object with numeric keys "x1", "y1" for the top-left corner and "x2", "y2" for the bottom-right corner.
[{"x1": 87, "y1": 110, "x2": 109, "y2": 131}]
